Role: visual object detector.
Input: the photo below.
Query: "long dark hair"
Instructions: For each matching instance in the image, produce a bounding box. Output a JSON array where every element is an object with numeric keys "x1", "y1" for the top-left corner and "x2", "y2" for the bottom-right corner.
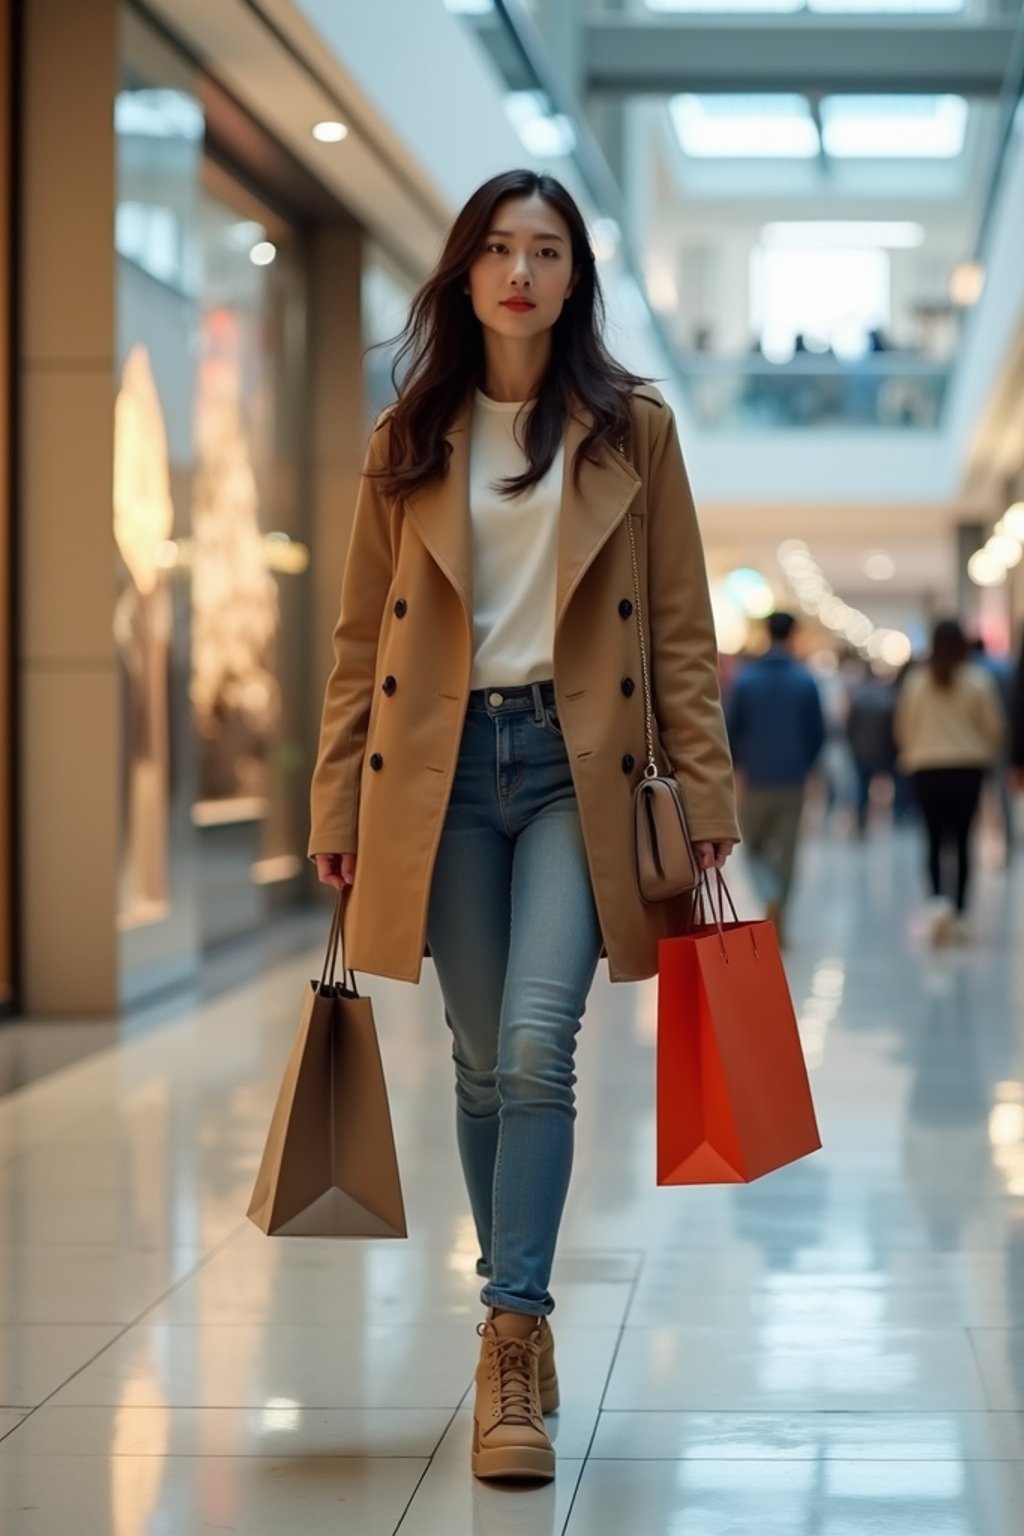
[
  {"x1": 928, "y1": 618, "x2": 968, "y2": 689},
  {"x1": 376, "y1": 169, "x2": 648, "y2": 503}
]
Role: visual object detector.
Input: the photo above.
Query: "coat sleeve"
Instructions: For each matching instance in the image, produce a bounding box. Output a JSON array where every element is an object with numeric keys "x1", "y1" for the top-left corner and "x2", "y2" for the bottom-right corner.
[
  {"x1": 645, "y1": 405, "x2": 739, "y2": 843},
  {"x1": 307, "y1": 425, "x2": 394, "y2": 858}
]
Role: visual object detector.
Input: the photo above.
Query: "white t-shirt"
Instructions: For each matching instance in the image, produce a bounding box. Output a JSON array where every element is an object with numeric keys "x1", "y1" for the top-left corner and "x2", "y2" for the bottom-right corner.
[{"x1": 468, "y1": 390, "x2": 564, "y2": 690}]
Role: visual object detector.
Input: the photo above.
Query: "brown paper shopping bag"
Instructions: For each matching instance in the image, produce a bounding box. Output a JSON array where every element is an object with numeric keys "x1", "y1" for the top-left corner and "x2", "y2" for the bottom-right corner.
[{"x1": 246, "y1": 888, "x2": 407, "y2": 1238}]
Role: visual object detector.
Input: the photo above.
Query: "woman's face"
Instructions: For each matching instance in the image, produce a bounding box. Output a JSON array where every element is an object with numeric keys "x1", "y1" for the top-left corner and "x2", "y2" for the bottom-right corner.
[{"x1": 466, "y1": 194, "x2": 576, "y2": 342}]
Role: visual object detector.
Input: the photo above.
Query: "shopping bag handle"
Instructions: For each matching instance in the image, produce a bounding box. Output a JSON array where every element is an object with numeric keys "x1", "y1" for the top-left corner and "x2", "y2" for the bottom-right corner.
[
  {"x1": 318, "y1": 885, "x2": 361, "y2": 997},
  {"x1": 694, "y1": 869, "x2": 758, "y2": 961}
]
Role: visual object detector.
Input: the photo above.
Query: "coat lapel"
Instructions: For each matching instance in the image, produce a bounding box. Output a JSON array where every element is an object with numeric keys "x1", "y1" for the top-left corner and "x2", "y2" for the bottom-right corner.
[
  {"x1": 402, "y1": 396, "x2": 474, "y2": 617},
  {"x1": 555, "y1": 404, "x2": 640, "y2": 631},
  {"x1": 401, "y1": 395, "x2": 641, "y2": 634}
]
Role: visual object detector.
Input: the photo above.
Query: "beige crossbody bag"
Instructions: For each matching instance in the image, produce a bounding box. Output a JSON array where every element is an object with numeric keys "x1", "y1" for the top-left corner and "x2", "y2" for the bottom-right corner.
[{"x1": 621, "y1": 431, "x2": 700, "y2": 904}]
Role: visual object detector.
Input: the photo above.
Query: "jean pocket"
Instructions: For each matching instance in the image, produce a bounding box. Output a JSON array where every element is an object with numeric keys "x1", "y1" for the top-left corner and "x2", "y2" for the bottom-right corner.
[{"x1": 542, "y1": 705, "x2": 564, "y2": 738}]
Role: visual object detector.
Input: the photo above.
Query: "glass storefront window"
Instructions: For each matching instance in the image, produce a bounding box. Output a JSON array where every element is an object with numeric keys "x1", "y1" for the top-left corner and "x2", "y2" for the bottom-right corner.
[
  {"x1": 116, "y1": 6, "x2": 310, "y2": 998},
  {"x1": 190, "y1": 164, "x2": 309, "y2": 895}
]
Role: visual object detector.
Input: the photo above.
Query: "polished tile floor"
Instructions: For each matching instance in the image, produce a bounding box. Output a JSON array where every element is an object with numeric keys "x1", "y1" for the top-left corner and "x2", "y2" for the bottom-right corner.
[{"x1": 1, "y1": 826, "x2": 1024, "y2": 1533}]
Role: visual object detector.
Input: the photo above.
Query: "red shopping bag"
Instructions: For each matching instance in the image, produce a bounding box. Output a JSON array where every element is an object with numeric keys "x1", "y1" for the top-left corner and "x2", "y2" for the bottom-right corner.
[{"x1": 657, "y1": 875, "x2": 821, "y2": 1185}]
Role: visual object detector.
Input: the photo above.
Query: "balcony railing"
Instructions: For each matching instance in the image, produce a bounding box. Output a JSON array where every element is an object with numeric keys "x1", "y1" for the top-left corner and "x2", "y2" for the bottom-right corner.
[{"x1": 677, "y1": 354, "x2": 950, "y2": 429}]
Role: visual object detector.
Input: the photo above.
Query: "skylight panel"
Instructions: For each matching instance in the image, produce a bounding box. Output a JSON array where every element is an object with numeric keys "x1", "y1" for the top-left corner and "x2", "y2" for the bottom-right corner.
[
  {"x1": 820, "y1": 96, "x2": 969, "y2": 157},
  {"x1": 669, "y1": 95, "x2": 820, "y2": 158}
]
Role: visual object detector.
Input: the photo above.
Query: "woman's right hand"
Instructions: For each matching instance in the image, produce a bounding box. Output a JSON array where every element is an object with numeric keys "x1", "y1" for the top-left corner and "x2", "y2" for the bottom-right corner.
[{"x1": 314, "y1": 852, "x2": 356, "y2": 890}]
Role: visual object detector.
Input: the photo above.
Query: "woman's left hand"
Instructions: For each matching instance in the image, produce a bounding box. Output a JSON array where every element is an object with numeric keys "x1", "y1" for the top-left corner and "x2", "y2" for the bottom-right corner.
[{"x1": 694, "y1": 839, "x2": 738, "y2": 872}]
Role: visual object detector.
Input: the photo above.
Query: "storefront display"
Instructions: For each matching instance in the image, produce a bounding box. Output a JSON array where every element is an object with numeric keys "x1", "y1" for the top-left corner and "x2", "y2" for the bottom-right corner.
[{"x1": 116, "y1": 6, "x2": 309, "y2": 995}]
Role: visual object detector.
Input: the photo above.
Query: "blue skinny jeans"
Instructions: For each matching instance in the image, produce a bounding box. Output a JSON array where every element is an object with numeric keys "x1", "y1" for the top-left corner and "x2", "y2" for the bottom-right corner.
[{"x1": 425, "y1": 680, "x2": 603, "y2": 1317}]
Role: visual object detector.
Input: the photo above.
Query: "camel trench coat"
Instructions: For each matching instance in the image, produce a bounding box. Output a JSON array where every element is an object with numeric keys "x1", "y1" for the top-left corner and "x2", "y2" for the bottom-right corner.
[{"x1": 308, "y1": 384, "x2": 738, "y2": 984}]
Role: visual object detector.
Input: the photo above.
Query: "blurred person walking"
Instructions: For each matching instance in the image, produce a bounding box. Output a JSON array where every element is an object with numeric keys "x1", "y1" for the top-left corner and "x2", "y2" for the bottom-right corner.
[
  {"x1": 725, "y1": 612, "x2": 826, "y2": 943},
  {"x1": 895, "y1": 619, "x2": 1004, "y2": 944},
  {"x1": 307, "y1": 170, "x2": 738, "y2": 1484},
  {"x1": 845, "y1": 663, "x2": 897, "y2": 836}
]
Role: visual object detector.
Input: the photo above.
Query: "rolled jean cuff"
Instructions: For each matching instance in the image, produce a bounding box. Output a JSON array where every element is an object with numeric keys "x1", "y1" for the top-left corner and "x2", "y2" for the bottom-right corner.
[{"x1": 480, "y1": 1283, "x2": 554, "y2": 1318}]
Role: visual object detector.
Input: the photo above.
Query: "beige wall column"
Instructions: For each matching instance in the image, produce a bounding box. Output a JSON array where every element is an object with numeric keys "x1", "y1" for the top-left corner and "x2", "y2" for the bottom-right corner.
[
  {"x1": 18, "y1": 0, "x2": 119, "y2": 1013},
  {"x1": 307, "y1": 225, "x2": 367, "y2": 789}
]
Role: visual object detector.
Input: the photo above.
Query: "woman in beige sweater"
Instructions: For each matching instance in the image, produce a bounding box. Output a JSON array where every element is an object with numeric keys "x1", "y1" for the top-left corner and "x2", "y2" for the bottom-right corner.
[{"x1": 895, "y1": 618, "x2": 1004, "y2": 941}]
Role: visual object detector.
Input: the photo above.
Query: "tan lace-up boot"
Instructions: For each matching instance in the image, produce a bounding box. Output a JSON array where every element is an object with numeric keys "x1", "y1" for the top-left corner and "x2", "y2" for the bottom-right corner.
[
  {"x1": 484, "y1": 1309, "x2": 559, "y2": 1412},
  {"x1": 537, "y1": 1315, "x2": 559, "y2": 1413},
  {"x1": 472, "y1": 1315, "x2": 555, "y2": 1481}
]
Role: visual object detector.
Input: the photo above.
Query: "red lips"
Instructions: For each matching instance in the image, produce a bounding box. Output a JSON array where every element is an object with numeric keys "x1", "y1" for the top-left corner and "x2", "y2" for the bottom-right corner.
[{"x1": 501, "y1": 299, "x2": 535, "y2": 312}]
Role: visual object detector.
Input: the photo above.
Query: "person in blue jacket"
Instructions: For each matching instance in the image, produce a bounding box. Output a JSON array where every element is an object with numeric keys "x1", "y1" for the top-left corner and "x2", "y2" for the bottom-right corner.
[{"x1": 726, "y1": 611, "x2": 827, "y2": 941}]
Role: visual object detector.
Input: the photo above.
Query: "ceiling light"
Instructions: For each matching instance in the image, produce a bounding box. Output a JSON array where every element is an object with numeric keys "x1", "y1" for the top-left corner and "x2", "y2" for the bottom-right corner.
[
  {"x1": 986, "y1": 534, "x2": 1023, "y2": 569},
  {"x1": 249, "y1": 241, "x2": 277, "y2": 267},
  {"x1": 819, "y1": 596, "x2": 853, "y2": 630},
  {"x1": 878, "y1": 631, "x2": 912, "y2": 668},
  {"x1": 949, "y1": 261, "x2": 985, "y2": 306},
  {"x1": 863, "y1": 551, "x2": 895, "y2": 581},
  {"x1": 1001, "y1": 503, "x2": 1024, "y2": 542},
  {"x1": 967, "y1": 549, "x2": 1006, "y2": 587},
  {"x1": 312, "y1": 120, "x2": 348, "y2": 143},
  {"x1": 845, "y1": 615, "x2": 874, "y2": 647}
]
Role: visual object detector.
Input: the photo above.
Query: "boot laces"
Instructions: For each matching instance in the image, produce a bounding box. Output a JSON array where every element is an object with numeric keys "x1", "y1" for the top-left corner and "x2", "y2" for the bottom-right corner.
[{"x1": 478, "y1": 1327, "x2": 539, "y2": 1425}]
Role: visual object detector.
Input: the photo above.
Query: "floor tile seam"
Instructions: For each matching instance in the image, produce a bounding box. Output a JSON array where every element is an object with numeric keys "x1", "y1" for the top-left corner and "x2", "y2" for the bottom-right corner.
[
  {"x1": 593, "y1": 1407, "x2": 1024, "y2": 1416},
  {"x1": 0, "y1": 1412, "x2": 30, "y2": 1446},
  {"x1": 2, "y1": 1221, "x2": 250, "y2": 1430},
  {"x1": 30, "y1": 1399, "x2": 474, "y2": 1411},
  {"x1": 581, "y1": 1454, "x2": 1024, "y2": 1464},
  {"x1": 390, "y1": 1394, "x2": 470, "y2": 1534},
  {"x1": 560, "y1": 1250, "x2": 649, "y2": 1534},
  {"x1": 964, "y1": 1323, "x2": 1002, "y2": 1409},
  {"x1": 0, "y1": 1449, "x2": 440, "y2": 1461},
  {"x1": 574, "y1": 1456, "x2": 1024, "y2": 1468}
]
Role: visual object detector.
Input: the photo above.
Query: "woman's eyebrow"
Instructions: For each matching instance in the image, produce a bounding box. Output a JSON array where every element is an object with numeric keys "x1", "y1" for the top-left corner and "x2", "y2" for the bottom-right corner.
[{"x1": 486, "y1": 229, "x2": 565, "y2": 242}]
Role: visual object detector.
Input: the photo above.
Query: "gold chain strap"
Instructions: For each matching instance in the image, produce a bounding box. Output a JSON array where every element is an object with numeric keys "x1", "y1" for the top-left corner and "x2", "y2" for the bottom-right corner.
[{"x1": 620, "y1": 434, "x2": 658, "y2": 778}]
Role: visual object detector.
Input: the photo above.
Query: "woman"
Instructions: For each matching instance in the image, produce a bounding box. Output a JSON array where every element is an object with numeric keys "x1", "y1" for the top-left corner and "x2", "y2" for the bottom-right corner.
[
  {"x1": 308, "y1": 170, "x2": 738, "y2": 1483},
  {"x1": 895, "y1": 618, "x2": 1004, "y2": 943}
]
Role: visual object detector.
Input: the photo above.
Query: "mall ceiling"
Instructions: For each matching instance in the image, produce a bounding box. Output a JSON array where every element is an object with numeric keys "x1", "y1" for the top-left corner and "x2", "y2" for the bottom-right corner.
[{"x1": 472, "y1": 12, "x2": 1020, "y2": 97}]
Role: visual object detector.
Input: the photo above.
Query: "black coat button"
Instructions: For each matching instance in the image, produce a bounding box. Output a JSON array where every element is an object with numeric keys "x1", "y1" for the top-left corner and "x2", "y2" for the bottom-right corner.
[
  {"x1": 394, "y1": 599, "x2": 407, "y2": 617},
  {"x1": 382, "y1": 675, "x2": 397, "y2": 695},
  {"x1": 621, "y1": 753, "x2": 635, "y2": 773},
  {"x1": 618, "y1": 599, "x2": 633, "y2": 619},
  {"x1": 621, "y1": 676, "x2": 635, "y2": 697},
  {"x1": 369, "y1": 753, "x2": 383, "y2": 771}
]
